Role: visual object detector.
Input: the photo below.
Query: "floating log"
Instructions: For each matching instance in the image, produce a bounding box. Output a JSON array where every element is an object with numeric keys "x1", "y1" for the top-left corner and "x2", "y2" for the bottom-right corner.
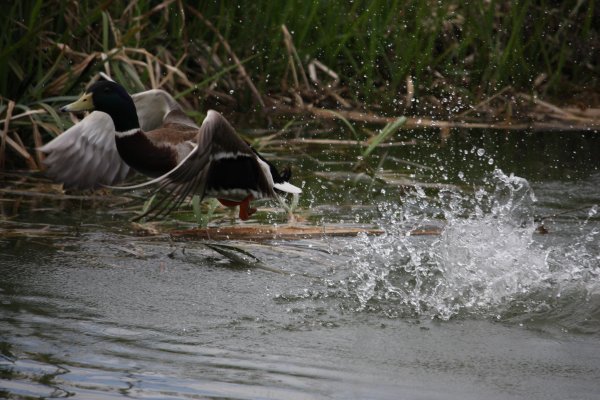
[
  {"x1": 171, "y1": 224, "x2": 385, "y2": 241},
  {"x1": 170, "y1": 224, "x2": 443, "y2": 241}
]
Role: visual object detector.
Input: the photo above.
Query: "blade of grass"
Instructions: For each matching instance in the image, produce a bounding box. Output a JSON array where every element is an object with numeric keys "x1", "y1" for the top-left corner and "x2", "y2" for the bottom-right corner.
[
  {"x1": 174, "y1": 55, "x2": 258, "y2": 99},
  {"x1": 362, "y1": 117, "x2": 407, "y2": 159},
  {"x1": 327, "y1": 110, "x2": 360, "y2": 141}
]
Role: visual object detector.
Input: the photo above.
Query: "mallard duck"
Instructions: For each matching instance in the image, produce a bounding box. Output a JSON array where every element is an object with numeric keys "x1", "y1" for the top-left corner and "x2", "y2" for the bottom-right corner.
[{"x1": 41, "y1": 80, "x2": 301, "y2": 220}]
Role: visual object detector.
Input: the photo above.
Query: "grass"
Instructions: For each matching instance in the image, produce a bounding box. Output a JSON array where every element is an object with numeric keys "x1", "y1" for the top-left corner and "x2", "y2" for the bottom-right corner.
[{"x1": 0, "y1": 0, "x2": 598, "y2": 170}]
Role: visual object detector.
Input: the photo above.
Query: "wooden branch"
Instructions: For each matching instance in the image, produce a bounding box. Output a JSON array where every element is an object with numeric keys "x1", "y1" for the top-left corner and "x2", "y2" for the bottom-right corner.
[
  {"x1": 169, "y1": 224, "x2": 443, "y2": 241},
  {"x1": 264, "y1": 138, "x2": 417, "y2": 147},
  {"x1": 267, "y1": 104, "x2": 600, "y2": 132},
  {"x1": 170, "y1": 225, "x2": 385, "y2": 241}
]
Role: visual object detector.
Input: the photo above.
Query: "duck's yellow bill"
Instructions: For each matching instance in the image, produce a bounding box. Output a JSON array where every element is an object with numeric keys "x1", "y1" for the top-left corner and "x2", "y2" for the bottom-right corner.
[{"x1": 59, "y1": 92, "x2": 94, "y2": 112}]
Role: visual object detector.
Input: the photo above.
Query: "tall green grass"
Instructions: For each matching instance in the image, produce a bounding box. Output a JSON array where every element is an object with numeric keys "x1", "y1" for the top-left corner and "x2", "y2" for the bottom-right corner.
[
  {"x1": 0, "y1": 0, "x2": 597, "y2": 169},
  {"x1": 1, "y1": 1, "x2": 596, "y2": 103}
]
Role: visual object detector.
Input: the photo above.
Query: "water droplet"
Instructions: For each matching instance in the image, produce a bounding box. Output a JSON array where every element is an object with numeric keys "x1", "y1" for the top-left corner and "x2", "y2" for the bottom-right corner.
[{"x1": 477, "y1": 148, "x2": 485, "y2": 156}]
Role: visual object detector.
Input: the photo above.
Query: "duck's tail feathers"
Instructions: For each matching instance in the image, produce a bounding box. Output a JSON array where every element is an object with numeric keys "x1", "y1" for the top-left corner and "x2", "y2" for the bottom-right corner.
[{"x1": 273, "y1": 181, "x2": 302, "y2": 194}]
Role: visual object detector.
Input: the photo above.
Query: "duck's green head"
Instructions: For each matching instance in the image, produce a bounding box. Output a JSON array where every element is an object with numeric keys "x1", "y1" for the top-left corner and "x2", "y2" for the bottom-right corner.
[{"x1": 60, "y1": 80, "x2": 139, "y2": 132}]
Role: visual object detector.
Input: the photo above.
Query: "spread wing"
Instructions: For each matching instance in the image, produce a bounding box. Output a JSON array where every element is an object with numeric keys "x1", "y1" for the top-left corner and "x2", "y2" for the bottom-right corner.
[
  {"x1": 160, "y1": 109, "x2": 200, "y2": 130},
  {"x1": 120, "y1": 110, "x2": 268, "y2": 220},
  {"x1": 40, "y1": 89, "x2": 182, "y2": 189},
  {"x1": 40, "y1": 112, "x2": 130, "y2": 189},
  {"x1": 121, "y1": 114, "x2": 213, "y2": 220}
]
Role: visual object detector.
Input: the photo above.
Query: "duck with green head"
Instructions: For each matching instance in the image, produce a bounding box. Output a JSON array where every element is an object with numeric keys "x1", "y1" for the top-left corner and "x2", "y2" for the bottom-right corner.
[{"x1": 45, "y1": 80, "x2": 301, "y2": 220}]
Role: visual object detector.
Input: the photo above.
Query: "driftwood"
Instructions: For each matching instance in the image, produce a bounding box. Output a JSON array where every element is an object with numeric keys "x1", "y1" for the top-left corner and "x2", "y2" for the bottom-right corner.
[
  {"x1": 171, "y1": 225, "x2": 384, "y2": 241},
  {"x1": 170, "y1": 224, "x2": 442, "y2": 241}
]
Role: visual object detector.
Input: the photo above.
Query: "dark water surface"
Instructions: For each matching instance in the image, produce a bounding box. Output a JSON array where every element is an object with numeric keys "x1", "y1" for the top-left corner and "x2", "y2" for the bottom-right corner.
[{"x1": 1, "y1": 130, "x2": 600, "y2": 399}]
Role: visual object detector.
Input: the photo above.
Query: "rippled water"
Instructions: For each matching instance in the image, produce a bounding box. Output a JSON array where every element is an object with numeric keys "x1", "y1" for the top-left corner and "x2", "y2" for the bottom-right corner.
[{"x1": 1, "y1": 130, "x2": 600, "y2": 399}]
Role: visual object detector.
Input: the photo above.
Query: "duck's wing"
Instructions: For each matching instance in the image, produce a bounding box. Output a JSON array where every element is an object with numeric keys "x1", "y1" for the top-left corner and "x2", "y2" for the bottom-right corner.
[
  {"x1": 122, "y1": 112, "x2": 216, "y2": 220},
  {"x1": 109, "y1": 110, "x2": 301, "y2": 220},
  {"x1": 39, "y1": 112, "x2": 130, "y2": 189},
  {"x1": 161, "y1": 108, "x2": 200, "y2": 130},
  {"x1": 124, "y1": 110, "x2": 272, "y2": 220},
  {"x1": 40, "y1": 89, "x2": 181, "y2": 189},
  {"x1": 134, "y1": 90, "x2": 189, "y2": 130}
]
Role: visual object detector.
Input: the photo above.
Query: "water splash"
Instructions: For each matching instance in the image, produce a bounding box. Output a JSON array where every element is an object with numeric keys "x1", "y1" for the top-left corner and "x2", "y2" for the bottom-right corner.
[{"x1": 345, "y1": 169, "x2": 600, "y2": 327}]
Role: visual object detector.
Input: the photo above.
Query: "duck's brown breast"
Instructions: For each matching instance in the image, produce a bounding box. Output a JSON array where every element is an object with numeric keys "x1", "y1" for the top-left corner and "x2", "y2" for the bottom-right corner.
[{"x1": 115, "y1": 130, "x2": 179, "y2": 178}]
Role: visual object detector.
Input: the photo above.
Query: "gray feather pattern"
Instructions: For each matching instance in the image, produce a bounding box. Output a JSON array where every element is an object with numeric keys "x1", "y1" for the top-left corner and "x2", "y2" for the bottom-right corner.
[{"x1": 40, "y1": 89, "x2": 180, "y2": 189}]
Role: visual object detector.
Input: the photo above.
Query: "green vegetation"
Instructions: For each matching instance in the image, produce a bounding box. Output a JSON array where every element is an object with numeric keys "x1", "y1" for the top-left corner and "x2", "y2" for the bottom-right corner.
[{"x1": 0, "y1": 0, "x2": 598, "y2": 169}]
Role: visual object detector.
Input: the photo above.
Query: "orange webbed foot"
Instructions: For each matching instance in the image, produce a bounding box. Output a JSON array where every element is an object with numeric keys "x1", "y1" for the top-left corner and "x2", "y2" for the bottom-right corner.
[
  {"x1": 217, "y1": 195, "x2": 255, "y2": 221},
  {"x1": 238, "y1": 196, "x2": 256, "y2": 220}
]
